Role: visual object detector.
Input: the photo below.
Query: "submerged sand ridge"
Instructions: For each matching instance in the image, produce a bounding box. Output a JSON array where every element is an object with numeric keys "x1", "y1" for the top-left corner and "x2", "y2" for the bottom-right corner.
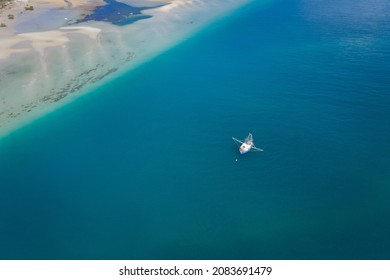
[{"x1": 0, "y1": 0, "x2": 252, "y2": 138}]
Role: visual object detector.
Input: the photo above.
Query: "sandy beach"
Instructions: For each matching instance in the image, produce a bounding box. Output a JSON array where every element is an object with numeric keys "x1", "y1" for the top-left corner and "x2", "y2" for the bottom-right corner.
[{"x1": 0, "y1": 0, "x2": 251, "y2": 138}]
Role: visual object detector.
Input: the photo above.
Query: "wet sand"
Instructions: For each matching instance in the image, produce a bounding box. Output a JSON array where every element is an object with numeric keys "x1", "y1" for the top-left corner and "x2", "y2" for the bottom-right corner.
[{"x1": 0, "y1": 0, "x2": 252, "y2": 138}]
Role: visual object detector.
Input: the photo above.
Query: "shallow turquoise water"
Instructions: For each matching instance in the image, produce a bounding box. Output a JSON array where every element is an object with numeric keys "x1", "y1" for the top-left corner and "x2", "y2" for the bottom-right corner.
[{"x1": 1, "y1": 0, "x2": 390, "y2": 259}]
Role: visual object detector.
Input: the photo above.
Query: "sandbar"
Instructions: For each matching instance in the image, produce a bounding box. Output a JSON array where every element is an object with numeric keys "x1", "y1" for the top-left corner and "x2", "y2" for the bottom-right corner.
[{"x1": 0, "y1": 0, "x2": 252, "y2": 138}]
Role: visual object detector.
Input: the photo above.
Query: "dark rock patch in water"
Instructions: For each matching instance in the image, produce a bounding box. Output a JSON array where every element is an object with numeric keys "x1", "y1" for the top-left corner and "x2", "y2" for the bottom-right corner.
[{"x1": 78, "y1": 0, "x2": 164, "y2": 26}]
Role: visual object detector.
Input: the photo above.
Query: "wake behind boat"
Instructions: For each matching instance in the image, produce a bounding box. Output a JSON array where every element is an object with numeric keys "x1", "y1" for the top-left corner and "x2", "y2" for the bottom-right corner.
[{"x1": 232, "y1": 133, "x2": 264, "y2": 154}]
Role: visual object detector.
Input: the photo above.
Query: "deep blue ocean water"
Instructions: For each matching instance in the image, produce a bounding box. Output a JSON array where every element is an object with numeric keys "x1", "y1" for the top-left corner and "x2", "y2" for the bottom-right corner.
[{"x1": 1, "y1": 0, "x2": 390, "y2": 259}]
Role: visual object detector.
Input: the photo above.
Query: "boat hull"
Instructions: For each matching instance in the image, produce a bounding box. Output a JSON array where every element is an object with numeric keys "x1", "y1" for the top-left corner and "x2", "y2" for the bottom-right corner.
[{"x1": 239, "y1": 143, "x2": 251, "y2": 154}]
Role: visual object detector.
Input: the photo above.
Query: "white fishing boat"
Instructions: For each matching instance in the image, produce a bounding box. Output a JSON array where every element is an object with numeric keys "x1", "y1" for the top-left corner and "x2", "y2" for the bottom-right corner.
[{"x1": 232, "y1": 133, "x2": 264, "y2": 154}]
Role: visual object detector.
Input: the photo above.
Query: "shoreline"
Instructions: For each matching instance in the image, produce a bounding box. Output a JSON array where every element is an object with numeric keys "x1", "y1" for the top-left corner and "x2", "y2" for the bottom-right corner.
[{"x1": 0, "y1": 0, "x2": 252, "y2": 140}]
